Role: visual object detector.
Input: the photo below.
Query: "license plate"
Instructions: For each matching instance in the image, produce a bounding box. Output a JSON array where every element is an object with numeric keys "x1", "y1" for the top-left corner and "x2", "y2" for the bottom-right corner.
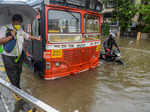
[
  {"x1": 51, "y1": 49, "x2": 63, "y2": 58},
  {"x1": 96, "y1": 45, "x2": 100, "y2": 51}
]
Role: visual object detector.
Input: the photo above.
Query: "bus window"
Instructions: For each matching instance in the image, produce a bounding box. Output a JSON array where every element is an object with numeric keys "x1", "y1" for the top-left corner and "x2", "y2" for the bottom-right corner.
[
  {"x1": 48, "y1": 10, "x2": 81, "y2": 43},
  {"x1": 84, "y1": 14, "x2": 100, "y2": 33},
  {"x1": 84, "y1": 14, "x2": 100, "y2": 41}
]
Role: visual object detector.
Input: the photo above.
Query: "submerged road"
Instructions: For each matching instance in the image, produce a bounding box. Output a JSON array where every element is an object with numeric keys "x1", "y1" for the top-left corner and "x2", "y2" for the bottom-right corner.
[{"x1": 0, "y1": 37, "x2": 150, "y2": 112}]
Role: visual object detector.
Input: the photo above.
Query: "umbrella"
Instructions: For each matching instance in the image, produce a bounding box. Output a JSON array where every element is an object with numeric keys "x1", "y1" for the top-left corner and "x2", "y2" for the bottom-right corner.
[{"x1": 0, "y1": 1, "x2": 37, "y2": 26}]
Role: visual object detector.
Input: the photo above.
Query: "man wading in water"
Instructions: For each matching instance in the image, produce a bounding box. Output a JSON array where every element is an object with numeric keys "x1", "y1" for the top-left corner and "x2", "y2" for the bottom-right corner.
[{"x1": 0, "y1": 14, "x2": 40, "y2": 111}]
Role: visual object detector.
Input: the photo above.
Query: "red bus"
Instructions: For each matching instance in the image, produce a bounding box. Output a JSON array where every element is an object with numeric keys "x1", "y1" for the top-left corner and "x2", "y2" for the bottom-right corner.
[{"x1": 25, "y1": 0, "x2": 102, "y2": 80}]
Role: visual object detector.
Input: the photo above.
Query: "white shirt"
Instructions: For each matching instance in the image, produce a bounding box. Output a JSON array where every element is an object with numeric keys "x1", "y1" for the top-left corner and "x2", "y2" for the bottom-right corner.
[{"x1": 0, "y1": 24, "x2": 30, "y2": 56}]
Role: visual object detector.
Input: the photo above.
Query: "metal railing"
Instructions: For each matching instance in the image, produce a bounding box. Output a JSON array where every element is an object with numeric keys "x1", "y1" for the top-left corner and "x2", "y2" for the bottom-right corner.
[{"x1": 0, "y1": 77, "x2": 59, "y2": 112}]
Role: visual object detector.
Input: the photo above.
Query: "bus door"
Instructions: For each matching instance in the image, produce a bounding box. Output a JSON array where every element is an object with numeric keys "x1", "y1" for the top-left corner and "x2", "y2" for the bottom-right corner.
[{"x1": 31, "y1": 17, "x2": 42, "y2": 61}]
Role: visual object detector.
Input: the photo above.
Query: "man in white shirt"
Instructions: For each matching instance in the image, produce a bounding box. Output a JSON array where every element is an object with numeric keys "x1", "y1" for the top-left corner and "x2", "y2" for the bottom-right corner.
[{"x1": 0, "y1": 14, "x2": 40, "y2": 90}]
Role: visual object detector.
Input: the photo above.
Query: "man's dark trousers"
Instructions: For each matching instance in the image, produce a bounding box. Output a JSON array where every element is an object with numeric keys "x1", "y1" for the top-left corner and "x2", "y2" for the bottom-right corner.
[{"x1": 2, "y1": 52, "x2": 24, "y2": 88}]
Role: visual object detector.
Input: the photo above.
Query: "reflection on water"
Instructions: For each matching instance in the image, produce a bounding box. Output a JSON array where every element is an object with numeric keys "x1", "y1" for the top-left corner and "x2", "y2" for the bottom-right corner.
[{"x1": 21, "y1": 37, "x2": 150, "y2": 112}]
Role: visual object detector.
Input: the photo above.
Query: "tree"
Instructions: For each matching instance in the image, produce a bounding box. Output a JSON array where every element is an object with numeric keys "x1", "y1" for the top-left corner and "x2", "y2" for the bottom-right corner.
[
  {"x1": 102, "y1": 0, "x2": 137, "y2": 31},
  {"x1": 139, "y1": 0, "x2": 150, "y2": 33},
  {"x1": 115, "y1": 0, "x2": 137, "y2": 31}
]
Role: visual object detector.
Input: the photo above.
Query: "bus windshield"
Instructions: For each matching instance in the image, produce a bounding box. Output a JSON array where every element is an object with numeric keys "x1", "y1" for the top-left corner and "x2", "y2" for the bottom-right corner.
[{"x1": 48, "y1": 10, "x2": 81, "y2": 43}]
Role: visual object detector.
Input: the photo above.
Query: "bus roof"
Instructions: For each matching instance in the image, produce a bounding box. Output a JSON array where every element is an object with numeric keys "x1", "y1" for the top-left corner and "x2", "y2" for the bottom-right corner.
[{"x1": 28, "y1": 0, "x2": 102, "y2": 12}]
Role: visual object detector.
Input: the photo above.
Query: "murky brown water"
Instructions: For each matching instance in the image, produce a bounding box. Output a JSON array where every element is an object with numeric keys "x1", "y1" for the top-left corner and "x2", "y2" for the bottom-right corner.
[{"x1": 21, "y1": 37, "x2": 150, "y2": 112}]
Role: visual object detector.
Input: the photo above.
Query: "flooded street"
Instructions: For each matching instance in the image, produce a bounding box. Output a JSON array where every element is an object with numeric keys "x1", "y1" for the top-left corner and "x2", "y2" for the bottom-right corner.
[
  {"x1": 20, "y1": 37, "x2": 150, "y2": 112},
  {"x1": 1, "y1": 37, "x2": 150, "y2": 112}
]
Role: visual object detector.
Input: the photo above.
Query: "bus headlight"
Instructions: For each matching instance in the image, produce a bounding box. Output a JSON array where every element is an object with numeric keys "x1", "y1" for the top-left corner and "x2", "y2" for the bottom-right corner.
[{"x1": 56, "y1": 62, "x2": 60, "y2": 67}]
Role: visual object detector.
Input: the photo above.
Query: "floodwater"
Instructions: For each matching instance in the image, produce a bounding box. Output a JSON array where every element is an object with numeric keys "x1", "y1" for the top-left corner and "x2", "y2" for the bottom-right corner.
[{"x1": 1, "y1": 37, "x2": 150, "y2": 112}]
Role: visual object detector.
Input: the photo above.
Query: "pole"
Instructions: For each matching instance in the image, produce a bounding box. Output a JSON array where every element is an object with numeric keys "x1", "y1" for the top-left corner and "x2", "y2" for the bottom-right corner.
[{"x1": 137, "y1": 32, "x2": 141, "y2": 40}]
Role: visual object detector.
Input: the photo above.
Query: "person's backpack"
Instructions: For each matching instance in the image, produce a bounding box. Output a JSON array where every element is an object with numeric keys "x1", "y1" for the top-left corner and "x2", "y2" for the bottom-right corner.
[{"x1": 3, "y1": 27, "x2": 17, "y2": 53}]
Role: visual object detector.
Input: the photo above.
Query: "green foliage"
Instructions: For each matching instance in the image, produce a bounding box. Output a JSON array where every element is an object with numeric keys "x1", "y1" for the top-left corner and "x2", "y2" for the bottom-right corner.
[
  {"x1": 102, "y1": 0, "x2": 137, "y2": 31},
  {"x1": 139, "y1": 0, "x2": 150, "y2": 33},
  {"x1": 113, "y1": 0, "x2": 137, "y2": 31}
]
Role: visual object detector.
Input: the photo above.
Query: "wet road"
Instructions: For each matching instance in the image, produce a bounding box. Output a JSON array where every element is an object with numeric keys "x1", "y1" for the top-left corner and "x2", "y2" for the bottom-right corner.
[{"x1": 1, "y1": 37, "x2": 150, "y2": 112}]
